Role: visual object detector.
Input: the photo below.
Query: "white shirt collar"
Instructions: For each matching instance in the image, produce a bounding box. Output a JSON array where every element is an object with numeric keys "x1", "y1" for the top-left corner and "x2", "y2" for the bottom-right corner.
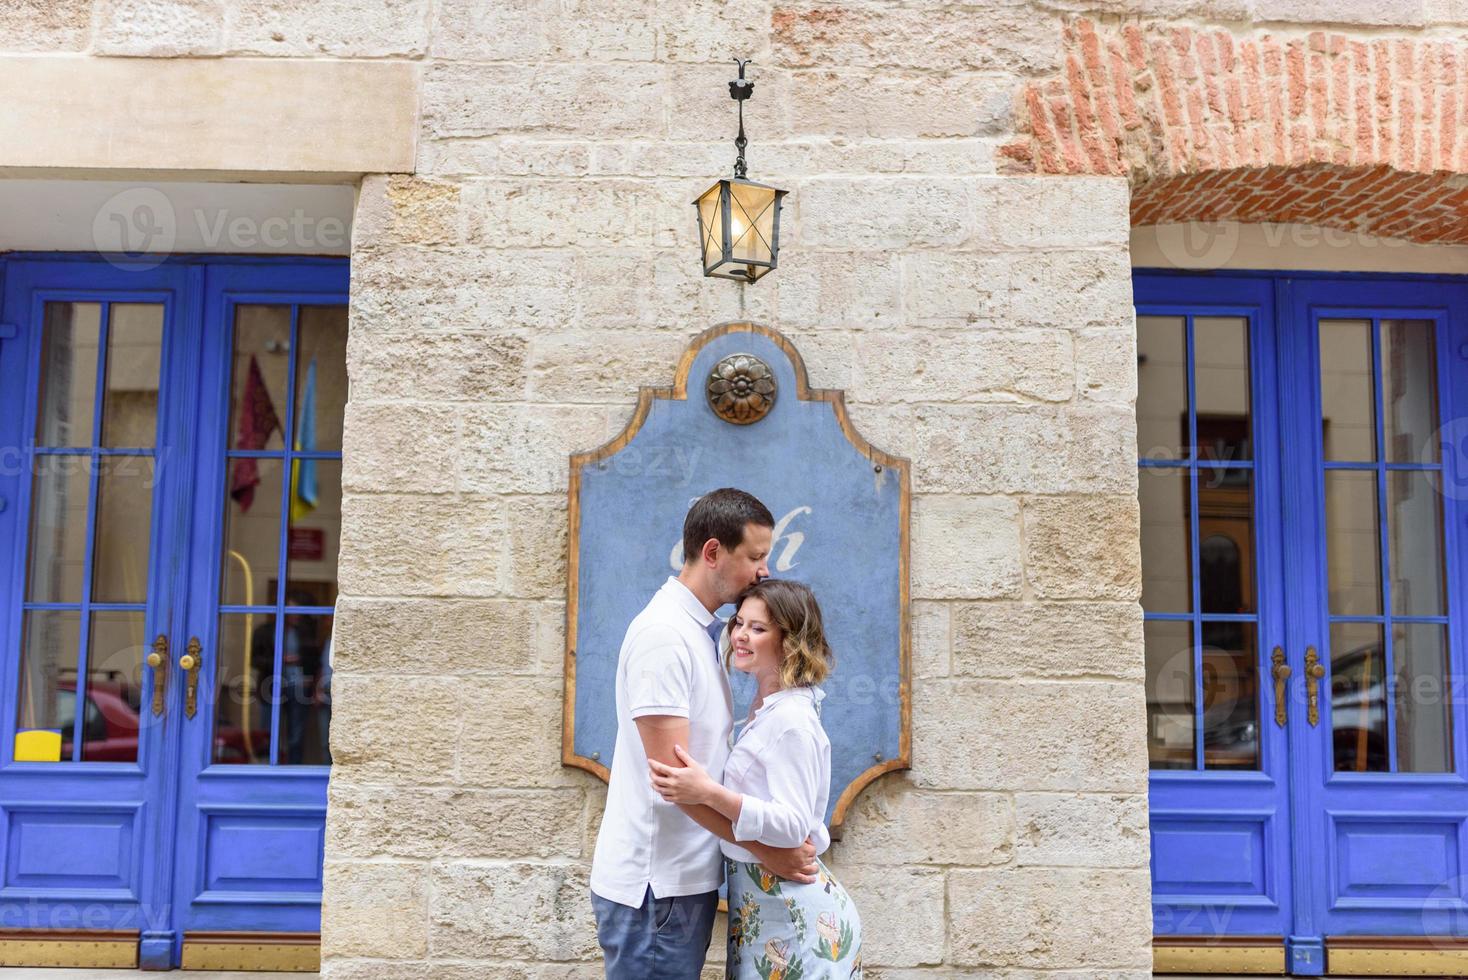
[
  {"x1": 661, "y1": 576, "x2": 716, "y2": 629},
  {"x1": 753, "y1": 685, "x2": 824, "y2": 718}
]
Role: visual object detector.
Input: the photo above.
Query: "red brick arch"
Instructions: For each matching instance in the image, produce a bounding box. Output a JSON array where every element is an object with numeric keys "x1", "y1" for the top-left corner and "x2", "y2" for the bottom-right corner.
[{"x1": 999, "y1": 19, "x2": 1468, "y2": 245}]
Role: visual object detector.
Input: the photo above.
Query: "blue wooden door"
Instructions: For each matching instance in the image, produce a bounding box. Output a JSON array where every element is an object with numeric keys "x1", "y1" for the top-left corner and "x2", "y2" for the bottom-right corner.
[
  {"x1": 1138, "y1": 270, "x2": 1468, "y2": 974},
  {"x1": 0, "y1": 256, "x2": 345, "y2": 969}
]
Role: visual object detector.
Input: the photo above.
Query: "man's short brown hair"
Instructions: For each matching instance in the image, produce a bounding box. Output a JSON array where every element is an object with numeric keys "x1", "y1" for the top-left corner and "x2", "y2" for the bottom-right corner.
[{"x1": 682, "y1": 488, "x2": 775, "y2": 565}]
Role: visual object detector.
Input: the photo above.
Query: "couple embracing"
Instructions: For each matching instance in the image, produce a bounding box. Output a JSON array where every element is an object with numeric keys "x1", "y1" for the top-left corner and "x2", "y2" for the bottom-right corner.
[{"x1": 590, "y1": 488, "x2": 864, "y2": 979}]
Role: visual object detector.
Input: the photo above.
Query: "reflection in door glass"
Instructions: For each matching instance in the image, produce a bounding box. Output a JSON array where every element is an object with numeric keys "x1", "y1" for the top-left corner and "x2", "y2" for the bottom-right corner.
[
  {"x1": 15, "y1": 302, "x2": 161, "y2": 764},
  {"x1": 1380, "y1": 320, "x2": 1439, "y2": 464},
  {"x1": 1139, "y1": 467, "x2": 1191, "y2": 613},
  {"x1": 1145, "y1": 619, "x2": 1194, "y2": 769},
  {"x1": 1394, "y1": 624, "x2": 1451, "y2": 773},
  {"x1": 1319, "y1": 319, "x2": 1376, "y2": 461},
  {"x1": 1202, "y1": 621, "x2": 1259, "y2": 769},
  {"x1": 1331, "y1": 622, "x2": 1387, "y2": 772},
  {"x1": 216, "y1": 304, "x2": 343, "y2": 766},
  {"x1": 1194, "y1": 317, "x2": 1252, "y2": 463},
  {"x1": 1137, "y1": 316, "x2": 1187, "y2": 460},
  {"x1": 1387, "y1": 470, "x2": 1445, "y2": 618},
  {"x1": 1324, "y1": 470, "x2": 1382, "y2": 617}
]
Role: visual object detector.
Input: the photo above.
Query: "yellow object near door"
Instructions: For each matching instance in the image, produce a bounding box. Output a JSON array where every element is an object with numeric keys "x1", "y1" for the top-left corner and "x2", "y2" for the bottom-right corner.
[{"x1": 13, "y1": 728, "x2": 62, "y2": 762}]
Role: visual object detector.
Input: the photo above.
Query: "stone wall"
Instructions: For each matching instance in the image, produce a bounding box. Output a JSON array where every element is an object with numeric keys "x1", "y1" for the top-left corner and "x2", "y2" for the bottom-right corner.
[{"x1": 1, "y1": 1, "x2": 1463, "y2": 977}]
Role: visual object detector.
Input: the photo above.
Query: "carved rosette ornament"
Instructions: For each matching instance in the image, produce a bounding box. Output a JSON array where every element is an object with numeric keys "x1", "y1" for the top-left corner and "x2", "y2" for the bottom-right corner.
[{"x1": 707, "y1": 353, "x2": 777, "y2": 424}]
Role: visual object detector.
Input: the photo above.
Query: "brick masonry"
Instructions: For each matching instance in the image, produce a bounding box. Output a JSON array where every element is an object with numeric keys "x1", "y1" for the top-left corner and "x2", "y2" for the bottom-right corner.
[{"x1": 1001, "y1": 18, "x2": 1468, "y2": 243}]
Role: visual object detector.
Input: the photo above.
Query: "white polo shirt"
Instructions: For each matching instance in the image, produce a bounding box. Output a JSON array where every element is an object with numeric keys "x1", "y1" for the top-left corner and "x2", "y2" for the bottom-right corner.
[
  {"x1": 721, "y1": 685, "x2": 832, "y2": 863},
  {"x1": 590, "y1": 577, "x2": 734, "y2": 908}
]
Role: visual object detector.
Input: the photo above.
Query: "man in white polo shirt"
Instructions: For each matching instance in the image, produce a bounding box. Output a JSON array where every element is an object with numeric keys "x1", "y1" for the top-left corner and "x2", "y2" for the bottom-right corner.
[{"x1": 590, "y1": 488, "x2": 819, "y2": 979}]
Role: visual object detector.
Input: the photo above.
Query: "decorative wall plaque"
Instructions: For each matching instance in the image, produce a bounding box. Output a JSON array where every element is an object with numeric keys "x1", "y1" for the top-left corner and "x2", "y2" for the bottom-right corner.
[{"x1": 563, "y1": 322, "x2": 910, "y2": 832}]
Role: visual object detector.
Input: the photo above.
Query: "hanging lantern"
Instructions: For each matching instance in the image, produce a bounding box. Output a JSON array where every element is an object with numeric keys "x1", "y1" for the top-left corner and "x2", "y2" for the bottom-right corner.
[{"x1": 694, "y1": 59, "x2": 787, "y2": 283}]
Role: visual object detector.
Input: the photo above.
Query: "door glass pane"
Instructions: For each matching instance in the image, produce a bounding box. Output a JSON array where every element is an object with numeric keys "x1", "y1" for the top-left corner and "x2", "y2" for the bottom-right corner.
[
  {"x1": 278, "y1": 612, "x2": 333, "y2": 766},
  {"x1": 1331, "y1": 622, "x2": 1387, "y2": 773},
  {"x1": 99, "y1": 304, "x2": 163, "y2": 449},
  {"x1": 1202, "y1": 621, "x2": 1259, "y2": 770},
  {"x1": 1194, "y1": 316, "x2": 1251, "y2": 463},
  {"x1": 1137, "y1": 315, "x2": 1187, "y2": 460},
  {"x1": 26, "y1": 454, "x2": 90, "y2": 603},
  {"x1": 213, "y1": 612, "x2": 274, "y2": 765},
  {"x1": 81, "y1": 611, "x2": 146, "y2": 762},
  {"x1": 1146, "y1": 619, "x2": 1194, "y2": 769},
  {"x1": 1380, "y1": 319, "x2": 1439, "y2": 464},
  {"x1": 1320, "y1": 319, "x2": 1377, "y2": 462},
  {"x1": 35, "y1": 303, "x2": 102, "y2": 447},
  {"x1": 1140, "y1": 468, "x2": 1192, "y2": 612},
  {"x1": 1387, "y1": 469, "x2": 1445, "y2": 617},
  {"x1": 222, "y1": 458, "x2": 283, "y2": 605},
  {"x1": 296, "y1": 306, "x2": 347, "y2": 452},
  {"x1": 1198, "y1": 468, "x2": 1255, "y2": 614},
  {"x1": 13, "y1": 611, "x2": 81, "y2": 762},
  {"x1": 1325, "y1": 470, "x2": 1382, "y2": 616},
  {"x1": 286, "y1": 459, "x2": 341, "y2": 609},
  {"x1": 91, "y1": 457, "x2": 155, "y2": 604},
  {"x1": 227, "y1": 306, "x2": 290, "y2": 455},
  {"x1": 1394, "y1": 623, "x2": 1452, "y2": 773}
]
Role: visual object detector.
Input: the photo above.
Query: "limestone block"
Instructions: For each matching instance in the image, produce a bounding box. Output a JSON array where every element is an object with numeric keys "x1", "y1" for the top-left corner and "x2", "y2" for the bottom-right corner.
[
  {"x1": 419, "y1": 138, "x2": 596, "y2": 179},
  {"x1": 0, "y1": 0, "x2": 90, "y2": 51},
  {"x1": 791, "y1": 70, "x2": 1015, "y2": 139},
  {"x1": 947, "y1": 867, "x2": 1152, "y2": 968},
  {"x1": 457, "y1": 405, "x2": 619, "y2": 495},
  {"x1": 1074, "y1": 324, "x2": 1139, "y2": 405},
  {"x1": 1022, "y1": 495, "x2": 1142, "y2": 600},
  {"x1": 350, "y1": 246, "x2": 578, "y2": 333},
  {"x1": 667, "y1": 62, "x2": 793, "y2": 142},
  {"x1": 911, "y1": 494, "x2": 1023, "y2": 600},
  {"x1": 325, "y1": 783, "x2": 584, "y2": 860},
  {"x1": 852, "y1": 330, "x2": 1075, "y2": 404},
  {"x1": 320, "y1": 860, "x2": 428, "y2": 958},
  {"x1": 904, "y1": 405, "x2": 1136, "y2": 496},
  {"x1": 346, "y1": 328, "x2": 530, "y2": 403},
  {"x1": 324, "y1": 964, "x2": 605, "y2": 980},
  {"x1": 331, "y1": 596, "x2": 540, "y2": 674},
  {"x1": 797, "y1": 178, "x2": 978, "y2": 249},
  {"x1": 433, "y1": 0, "x2": 656, "y2": 61},
  {"x1": 423, "y1": 63, "x2": 664, "y2": 138},
  {"x1": 900, "y1": 252, "x2": 1010, "y2": 326},
  {"x1": 591, "y1": 140, "x2": 728, "y2": 179},
  {"x1": 574, "y1": 249, "x2": 776, "y2": 331},
  {"x1": 771, "y1": 250, "x2": 902, "y2": 330},
  {"x1": 911, "y1": 679, "x2": 1149, "y2": 792},
  {"x1": 815, "y1": 863, "x2": 944, "y2": 967},
  {"x1": 353, "y1": 175, "x2": 464, "y2": 247},
  {"x1": 338, "y1": 494, "x2": 507, "y2": 597},
  {"x1": 327, "y1": 674, "x2": 460, "y2": 784},
  {"x1": 342, "y1": 402, "x2": 458, "y2": 495},
  {"x1": 836, "y1": 779, "x2": 1012, "y2": 866},
  {"x1": 976, "y1": 177, "x2": 1131, "y2": 248},
  {"x1": 225, "y1": 0, "x2": 431, "y2": 56},
  {"x1": 911, "y1": 600, "x2": 951, "y2": 678},
  {"x1": 94, "y1": 0, "x2": 223, "y2": 56},
  {"x1": 1249, "y1": 0, "x2": 1427, "y2": 24},
  {"x1": 1014, "y1": 792, "x2": 1150, "y2": 868},
  {"x1": 951, "y1": 601, "x2": 1144, "y2": 680},
  {"x1": 456, "y1": 677, "x2": 578, "y2": 788},
  {"x1": 535, "y1": 600, "x2": 568, "y2": 676},
  {"x1": 429, "y1": 862, "x2": 598, "y2": 961},
  {"x1": 462, "y1": 179, "x2": 680, "y2": 250},
  {"x1": 658, "y1": 0, "x2": 774, "y2": 63},
  {"x1": 526, "y1": 331, "x2": 691, "y2": 401},
  {"x1": 1006, "y1": 250, "x2": 1135, "y2": 328},
  {"x1": 772, "y1": 0, "x2": 1062, "y2": 73},
  {"x1": 504, "y1": 495, "x2": 568, "y2": 600}
]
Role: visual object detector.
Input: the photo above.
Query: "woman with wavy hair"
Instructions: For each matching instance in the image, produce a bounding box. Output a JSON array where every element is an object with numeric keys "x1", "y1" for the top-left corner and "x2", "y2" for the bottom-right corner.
[{"x1": 650, "y1": 578, "x2": 863, "y2": 979}]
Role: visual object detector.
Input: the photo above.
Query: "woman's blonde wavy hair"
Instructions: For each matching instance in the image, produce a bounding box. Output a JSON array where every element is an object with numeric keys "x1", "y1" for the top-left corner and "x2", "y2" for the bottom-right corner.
[{"x1": 723, "y1": 579, "x2": 834, "y2": 688}]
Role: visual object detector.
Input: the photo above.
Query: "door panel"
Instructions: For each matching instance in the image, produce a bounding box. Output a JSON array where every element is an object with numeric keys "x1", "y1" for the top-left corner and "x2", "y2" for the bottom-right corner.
[
  {"x1": 1138, "y1": 270, "x2": 1468, "y2": 975},
  {"x1": 0, "y1": 261, "x2": 199, "y2": 953},
  {"x1": 0, "y1": 256, "x2": 344, "y2": 969},
  {"x1": 1137, "y1": 274, "x2": 1295, "y2": 945}
]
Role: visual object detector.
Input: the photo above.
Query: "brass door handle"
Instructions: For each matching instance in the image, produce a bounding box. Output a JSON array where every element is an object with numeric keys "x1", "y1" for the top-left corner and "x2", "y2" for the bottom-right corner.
[
  {"x1": 1305, "y1": 646, "x2": 1325, "y2": 727},
  {"x1": 1271, "y1": 647, "x2": 1291, "y2": 727},
  {"x1": 146, "y1": 634, "x2": 168, "y2": 717},
  {"x1": 178, "y1": 637, "x2": 202, "y2": 719}
]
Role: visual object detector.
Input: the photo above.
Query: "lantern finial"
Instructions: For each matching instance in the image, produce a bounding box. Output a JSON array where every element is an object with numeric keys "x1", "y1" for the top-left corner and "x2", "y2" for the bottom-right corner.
[{"x1": 730, "y1": 58, "x2": 753, "y2": 179}]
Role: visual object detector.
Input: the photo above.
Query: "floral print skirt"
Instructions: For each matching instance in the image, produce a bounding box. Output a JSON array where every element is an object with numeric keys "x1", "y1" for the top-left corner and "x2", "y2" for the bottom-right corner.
[{"x1": 725, "y1": 857, "x2": 862, "y2": 980}]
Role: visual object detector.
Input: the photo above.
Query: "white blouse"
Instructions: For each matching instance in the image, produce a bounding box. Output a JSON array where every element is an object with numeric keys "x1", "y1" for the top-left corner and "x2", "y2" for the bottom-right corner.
[{"x1": 721, "y1": 685, "x2": 833, "y2": 862}]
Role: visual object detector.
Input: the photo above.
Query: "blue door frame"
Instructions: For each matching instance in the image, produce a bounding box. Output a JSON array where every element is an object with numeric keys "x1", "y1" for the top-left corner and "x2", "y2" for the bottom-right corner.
[
  {"x1": 1137, "y1": 269, "x2": 1468, "y2": 974},
  {"x1": 0, "y1": 254, "x2": 347, "y2": 968}
]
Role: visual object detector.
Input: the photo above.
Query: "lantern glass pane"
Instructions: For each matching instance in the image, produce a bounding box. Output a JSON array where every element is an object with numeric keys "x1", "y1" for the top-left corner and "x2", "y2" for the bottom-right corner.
[
  {"x1": 729, "y1": 181, "x2": 777, "y2": 264},
  {"x1": 696, "y1": 183, "x2": 725, "y2": 270}
]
